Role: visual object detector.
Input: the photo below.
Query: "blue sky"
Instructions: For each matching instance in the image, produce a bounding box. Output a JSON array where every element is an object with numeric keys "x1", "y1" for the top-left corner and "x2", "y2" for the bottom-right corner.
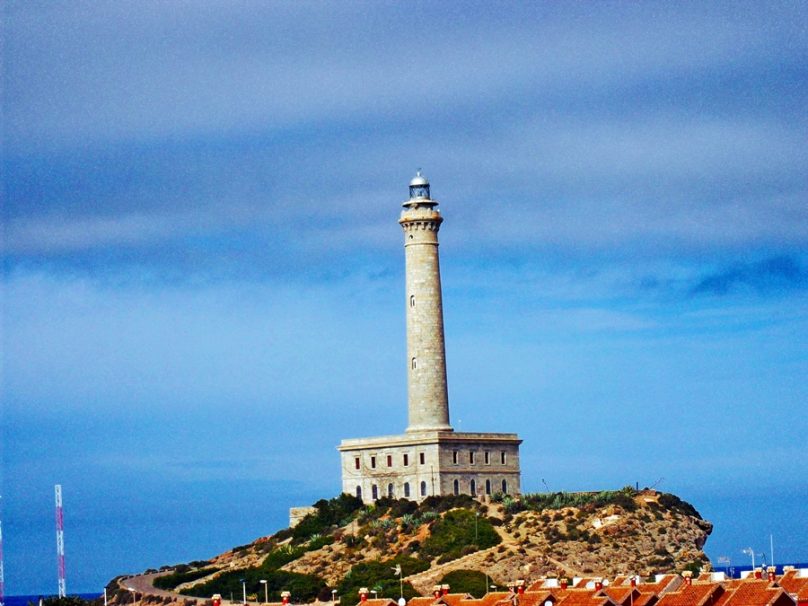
[{"x1": 2, "y1": 0, "x2": 807, "y2": 596}]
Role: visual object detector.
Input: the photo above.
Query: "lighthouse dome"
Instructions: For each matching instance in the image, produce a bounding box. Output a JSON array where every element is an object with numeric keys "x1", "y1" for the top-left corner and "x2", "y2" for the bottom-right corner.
[{"x1": 408, "y1": 170, "x2": 430, "y2": 200}]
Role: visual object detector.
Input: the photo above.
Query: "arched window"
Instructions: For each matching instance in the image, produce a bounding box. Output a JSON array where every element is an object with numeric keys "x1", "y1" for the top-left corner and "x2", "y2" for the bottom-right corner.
[
  {"x1": 420, "y1": 481, "x2": 427, "y2": 497},
  {"x1": 388, "y1": 483, "x2": 394, "y2": 498},
  {"x1": 411, "y1": 357, "x2": 417, "y2": 369},
  {"x1": 470, "y1": 479, "x2": 476, "y2": 496},
  {"x1": 501, "y1": 479, "x2": 508, "y2": 494},
  {"x1": 404, "y1": 482, "x2": 410, "y2": 498},
  {"x1": 485, "y1": 479, "x2": 491, "y2": 495},
  {"x1": 410, "y1": 295, "x2": 416, "y2": 308},
  {"x1": 453, "y1": 479, "x2": 459, "y2": 495},
  {"x1": 356, "y1": 485, "x2": 362, "y2": 499},
  {"x1": 372, "y1": 484, "x2": 378, "y2": 500}
]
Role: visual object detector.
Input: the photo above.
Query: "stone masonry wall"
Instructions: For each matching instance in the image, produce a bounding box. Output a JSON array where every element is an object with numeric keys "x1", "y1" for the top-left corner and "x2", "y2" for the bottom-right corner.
[{"x1": 400, "y1": 205, "x2": 451, "y2": 432}]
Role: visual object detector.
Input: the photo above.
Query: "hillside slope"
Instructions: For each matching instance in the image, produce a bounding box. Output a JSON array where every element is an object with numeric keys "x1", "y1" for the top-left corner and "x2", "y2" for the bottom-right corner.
[{"x1": 147, "y1": 489, "x2": 712, "y2": 602}]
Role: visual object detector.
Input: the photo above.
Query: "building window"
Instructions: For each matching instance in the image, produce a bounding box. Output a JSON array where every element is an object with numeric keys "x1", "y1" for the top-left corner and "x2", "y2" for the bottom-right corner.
[
  {"x1": 500, "y1": 451, "x2": 506, "y2": 464},
  {"x1": 411, "y1": 357, "x2": 417, "y2": 369},
  {"x1": 419, "y1": 452, "x2": 425, "y2": 465},
  {"x1": 410, "y1": 295, "x2": 416, "y2": 308},
  {"x1": 356, "y1": 486, "x2": 362, "y2": 499},
  {"x1": 501, "y1": 479, "x2": 508, "y2": 494},
  {"x1": 469, "y1": 451, "x2": 475, "y2": 465},
  {"x1": 388, "y1": 483, "x2": 394, "y2": 498},
  {"x1": 420, "y1": 481, "x2": 427, "y2": 496},
  {"x1": 371, "y1": 456, "x2": 376, "y2": 469},
  {"x1": 485, "y1": 479, "x2": 491, "y2": 495},
  {"x1": 404, "y1": 482, "x2": 410, "y2": 498},
  {"x1": 387, "y1": 455, "x2": 393, "y2": 467},
  {"x1": 484, "y1": 451, "x2": 490, "y2": 465},
  {"x1": 354, "y1": 457, "x2": 360, "y2": 470},
  {"x1": 403, "y1": 454, "x2": 409, "y2": 466},
  {"x1": 453, "y1": 479, "x2": 459, "y2": 495},
  {"x1": 470, "y1": 479, "x2": 476, "y2": 496},
  {"x1": 372, "y1": 484, "x2": 378, "y2": 500},
  {"x1": 452, "y1": 451, "x2": 458, "y2": 465}
]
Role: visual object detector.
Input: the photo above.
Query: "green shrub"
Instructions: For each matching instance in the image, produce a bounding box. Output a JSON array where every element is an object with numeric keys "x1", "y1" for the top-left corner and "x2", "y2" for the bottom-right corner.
[
  {"x1": 420, "y1": 509, "x2": 500, "y2": 562},
  {"x1": 521, "y1": 487, "x2": 638, "y2": 512},
  {"x1": 337, "y1": 559, "x2": 420, "y2": 601},
  {"x1": 292, "y1": 493, "x2": 364, "y2": 542},
  {"x1": 261, "y1": 545, "x2": 307, "y2": 571},
  {"x1": 181, "y1": 569, "x2": 326, "y2": 603},
  {"x1": 418, "y1": 494, "x2": 477, "y2": 514},
  {"x1": 440, "y1": 570, "x2": 499, "y2": 598}
]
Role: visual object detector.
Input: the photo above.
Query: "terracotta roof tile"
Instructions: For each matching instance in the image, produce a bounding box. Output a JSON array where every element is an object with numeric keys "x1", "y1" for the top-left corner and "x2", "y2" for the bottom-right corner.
[
  {"x1": 645, "y1": 577, "x2": 684, "y2": 595},
  {"x1": 601, "y1": 588, "x2": 640, "y2": 606},
  {"x1": 778, "y1": 571, "x2": 808, "y2": 601},
  {"x1": 356, "y1": 599, "x2": 398, "y2": 606},
  {"x1": 514, "y1": 591, "x2": 557, "y2": 606},
  {"x1": 461, "y1": 592, "x2": 513, "y2": 606},
  {"x1": 723, "y1": 581, "x2": 793, "y2": 606},
  {"x1": 528, "y1": 582, "x2": 568, "y2": 592},
  {"x1": 556, "y1": 590, "x2": 614, "y2": 606},
  {"x1": 440, "y1": 594, "x2": 473, "y2": 606},
  {"x1": 409, "y1": 598, "x2": 438, "y2": 606},
  {"x1": 632, "y1": 593, "x2": 658, "y2": 606},
  {"x1": 655, "y1": 584, "x2": 723, "y2": 606}
]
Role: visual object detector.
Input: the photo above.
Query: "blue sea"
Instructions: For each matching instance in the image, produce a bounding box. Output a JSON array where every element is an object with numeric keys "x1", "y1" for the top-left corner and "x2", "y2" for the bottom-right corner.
[{"x1": 4, "y1": 595, "x2": 102, "y2": 606}]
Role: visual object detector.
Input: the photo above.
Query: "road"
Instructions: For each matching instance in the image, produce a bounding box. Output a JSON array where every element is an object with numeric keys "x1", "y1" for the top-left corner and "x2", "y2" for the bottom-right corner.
[{"x1": 119, "y1": 572, "x2": 192, "y2": 600}]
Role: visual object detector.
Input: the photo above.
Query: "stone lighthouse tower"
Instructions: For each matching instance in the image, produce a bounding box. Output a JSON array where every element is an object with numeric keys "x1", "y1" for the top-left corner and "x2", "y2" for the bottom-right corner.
[
  {"x1": 400, "y1": 171, "x2": 452, "y2": 433},
  {"x1": 338, "y1": 172, "x2": 521, "y2": 504}
]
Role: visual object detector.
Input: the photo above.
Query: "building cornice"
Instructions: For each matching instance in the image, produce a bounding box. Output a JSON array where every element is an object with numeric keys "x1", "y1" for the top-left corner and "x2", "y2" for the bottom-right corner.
[{"x1": 338, "y1": 431, "x2": 522, "y2": 451}]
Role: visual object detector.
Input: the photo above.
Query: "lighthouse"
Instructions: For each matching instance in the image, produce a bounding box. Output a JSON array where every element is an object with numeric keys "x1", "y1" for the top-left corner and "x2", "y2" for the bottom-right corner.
[
  {"x1": 400, "y1": 171, "x2": 452, "y2": 433},
  {"x1": 337, "y1": 172, "x2": 521, "y2": 504}
]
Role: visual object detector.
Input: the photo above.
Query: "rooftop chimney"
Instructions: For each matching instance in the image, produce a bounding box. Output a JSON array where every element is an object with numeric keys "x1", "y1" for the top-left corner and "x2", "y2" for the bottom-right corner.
[
  {"x1": 630, "y1": 577, "x2": 637, "y2": 588},
  {"x1": 767, "y1": 567, "x2": 777, "y2": 582},
  {"x1": 594, "y1": 579, "x2": 603, "y2": 591},
  {"x1": 560, "y1": 579, "x2": 569, "y2": 591},
  {"x1": 754, "y1": 568, "x2": 763, "y2": 580},
  {"x1": 441, "y1": 585, "x2": 450, "y2": 596},
  {"x1": 682, "y1": 571, "x2": 693, "y2": 586},
  {"x1": 358, "y1": 589, "x2": 368, "y2": 603},
  {"x1": 281, "y1": 591, "x2": 291, "y2": 605},
  {"x1": 433, "y1": 586, "x2": 442, "y2": 599}
]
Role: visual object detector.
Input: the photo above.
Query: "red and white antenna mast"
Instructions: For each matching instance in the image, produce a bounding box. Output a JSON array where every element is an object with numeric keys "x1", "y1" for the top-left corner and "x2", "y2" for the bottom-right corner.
[
  {"x1": 55, "y1": 484, "x2": 66, "y2": 598},
  {"x1": 1, "y1": 517, "x2": 6, "y2": 606}
]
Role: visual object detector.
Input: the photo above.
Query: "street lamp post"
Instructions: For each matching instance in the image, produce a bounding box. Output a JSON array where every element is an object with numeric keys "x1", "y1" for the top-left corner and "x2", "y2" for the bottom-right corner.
[
  {"x1": 260, "y1": 580, "x2": 268, "y2": 604},
  {"x1": 331, "y1": 590, "x2": 337, "y2": 605},
  {"x1": 742, "y1": 548, "x2": 756, "y2": 570},
  {"x1": 241, "y1": 579, "x2": 247, "y2": 605},
  {"x1": 475, "y1": 512, "x2": 479, "y2": 546},
  {"x1": 127, "y1": 587, "x2": 136, "y2": 606}
]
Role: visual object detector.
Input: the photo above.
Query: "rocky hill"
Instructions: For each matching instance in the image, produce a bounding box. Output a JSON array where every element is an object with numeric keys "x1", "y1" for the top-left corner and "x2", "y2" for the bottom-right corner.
[{"x1": 141, "y1": 488, "x2": 712, "y2": 603}]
